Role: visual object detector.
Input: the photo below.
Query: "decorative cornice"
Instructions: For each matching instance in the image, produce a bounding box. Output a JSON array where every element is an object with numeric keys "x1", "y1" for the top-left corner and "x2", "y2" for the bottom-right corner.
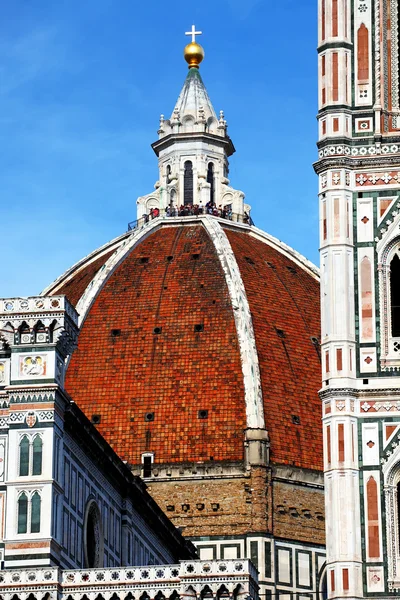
[
  {"x1": 151, "y1": 131, "x2": 235, "y2": 157},
  {"x1": 314, "y1": 154, "x2": 400, "y2": 174}
]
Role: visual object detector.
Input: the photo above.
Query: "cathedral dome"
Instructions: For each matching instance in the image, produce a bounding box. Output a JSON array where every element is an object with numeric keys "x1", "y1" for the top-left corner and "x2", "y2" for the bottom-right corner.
[{"x1": 44, "y1": 216, "x2": 322, "y2": 472}]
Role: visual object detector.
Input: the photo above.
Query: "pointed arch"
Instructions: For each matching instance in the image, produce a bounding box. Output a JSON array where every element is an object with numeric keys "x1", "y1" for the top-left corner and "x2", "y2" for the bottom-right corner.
[
  {"x1": 200, "y1": 586, "x2": 214, "y2": 599},
  {"x1": 31, "y1": 491, "x2": 41, "y2": 533},
  {"x1": 19, "y1": 321, "x2": 31, "y2": 344},
  {"x1": 32, "y1": 435, "x2": 43, "y2": 476},
  {"x1": 33, "y1": 320, "x2": 47, "y2": 343},
  {"x1": 17, "y1": 492, "x2": 28, "y2": 533},
  {"x1": 19, "y1": 435, "x2": 30, "y2": 476},
  {"x1": 216, "y1": 586, "x2": 230, "y2": 599}
]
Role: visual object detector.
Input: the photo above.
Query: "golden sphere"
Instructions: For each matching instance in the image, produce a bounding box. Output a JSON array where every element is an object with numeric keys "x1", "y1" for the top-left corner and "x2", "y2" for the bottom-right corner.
[{"x1": 184, "y1": 42, "x2": 205, "y2": 68}]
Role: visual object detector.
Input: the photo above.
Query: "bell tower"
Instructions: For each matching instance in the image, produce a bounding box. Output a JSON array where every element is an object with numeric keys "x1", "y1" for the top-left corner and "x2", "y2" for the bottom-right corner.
[{"x1": 315, "y1": 0, "x2": 400, "y2": 598}]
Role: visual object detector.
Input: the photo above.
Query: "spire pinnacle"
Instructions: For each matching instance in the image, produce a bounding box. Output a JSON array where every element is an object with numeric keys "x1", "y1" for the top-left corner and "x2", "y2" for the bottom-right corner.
[{"x1": 184, "y1": 24, "x2": 205, "y2": 69}]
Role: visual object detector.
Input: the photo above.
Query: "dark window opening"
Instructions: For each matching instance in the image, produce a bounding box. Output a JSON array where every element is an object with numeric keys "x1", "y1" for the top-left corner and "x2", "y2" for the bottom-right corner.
[
  {"x1": 207, "y1": 163, "x2": 215, "y2": 205},
  {"x1": 192, "y1": 253, "x2": 200, "y2": 260},
  {"x1": 244, "y1": 256, "x2": 255, "y2": 265},
  {"x1": 140, "y1": 257, "x2": 149, "y2": 264},
  {"x1": 91, "y1": 414, "x2": 101, "y2": 425},
  {"x1": 198, "y1": 409, "x2": 208, "y2": 419},
  {"x1": 144, "y1": 412, "x2": 154, "y2": 422},
  {"x1": 286, "y1": 265, "x2": 297, "y2": 274},
  {"x1": 18, "y1": 493, "x2": 28, "y2": 534},
  {"x1": 266, "y1": 261, "x2": 276, "y2": 269},
  {"x1": 292, "y1": 415, "x2": 301, "y2": 425},
  {"x1": 184, "y1": 161, "x2": 193, "y2": 205},
  {"x1": 275, "y1": 328, "x2": 286, "y2": 338},
  {"x1": 86, "y1": 508, "x2": 97, "y2": 567},
  {"x1": 153, "y1": 327, "x2": 162, "y2": 335},
  {"x1": 111, "y1": 329, "x2": 121, "y2": 337},
  {"x1": 143, "y1": 456, "x2": 152, "y2": 478},
  {"x1": 391, "y1": 254, "x2": 400, "y2": 336},
  {"x1": 194, "y1": 324, "x2": 204, "y2": 332},
  {"x1": 19, "y1": 436, "x2": 29, "y2": 477},
  {"x1": 32, "y1": 436, "x2": 42, "y2": 476},
  {"x1": 167, "y1": 255, "x2": 174, "y2": 261},
  {"x1": 30, "y1": 492, "x2": 41, "y2": 533},
  {"x1": 363, "y1": 379, "x2": 369, "y2": 384}
]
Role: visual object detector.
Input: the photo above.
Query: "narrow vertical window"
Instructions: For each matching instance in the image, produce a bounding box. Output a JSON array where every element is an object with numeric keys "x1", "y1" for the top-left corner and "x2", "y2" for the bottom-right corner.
[
  {"x1": 321, "y1": 0, "x2": 326, "y2": 41},
  {"x1": 358, "y1": 24, "x2": 369, "y2": 80},
  {"x1": 183, "y1": 161, "x2": 193, "y2": 205},
  {"x1": 142, "y1": 455, "x2": 152, "y2": 478},
  {"x1": 19, "y1": 436, "x2": 29, "y2": 476},
  {"x1": 390, "y1": 254, "x2": 400, "y2": 336},
  {"x1": 31, "y1": 492, "x2": 41, "y2": 533},
  {"x1": 18, "y1": 493, "x2": 28, "y2": 534},
  {"x1": 207, "y1": 163, "x2": 215, "y2": 205},
  {"x1": 32, "y1": 436, "x2": 42, "y2": 476}
]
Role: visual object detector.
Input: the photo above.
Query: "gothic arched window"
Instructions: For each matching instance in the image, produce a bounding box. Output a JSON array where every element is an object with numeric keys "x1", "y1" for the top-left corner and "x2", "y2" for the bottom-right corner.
[
  {"x1": 17, "y1": 491, "x2": 41, "y2": 535},
  {"x1": 19, "y1": 436, "x2": 30, "y2": 476},
  {"x1": 19, "y1": 434, "x2": 43, "y2": 477},
  {"x1": 391, "y1": 254, "x2": 400, "y2": 337},
  {"x1": 184, "y1": 161, "x2": 193, "y2": 205},
  {"x1": 32, "y1": 435, "x2": 43, "y2": 476},
  {"x1": 207, "y1": 163, "x2": 215, "y2": 205},
  {"x1": 18, "y1": 493, "x2": 28, "y2": 534},
  {"x1": 31, "y1": 491, "x2": 41, "y2": 533}
]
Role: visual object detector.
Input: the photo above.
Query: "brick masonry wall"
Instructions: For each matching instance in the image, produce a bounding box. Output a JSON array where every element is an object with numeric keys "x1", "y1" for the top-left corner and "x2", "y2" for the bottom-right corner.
[
  {"x1": 146, "y1": 468, "x2": 269, "y2": 538},
  {"x1": 272, "y1": 480, "x2": 325, "y2": 544},
  {"x1": 146, "y1": 466, "x2": 325, "y2": 546}
]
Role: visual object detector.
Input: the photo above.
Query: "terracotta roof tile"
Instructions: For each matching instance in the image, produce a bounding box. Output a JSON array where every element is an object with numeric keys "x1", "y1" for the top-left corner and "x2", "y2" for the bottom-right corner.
[
  {"x1": 225, "y1": 229, "x2": 323, "y2": 471},
  {"x1": 65, "y1": 225, "x2": 246, "y2": 464}
]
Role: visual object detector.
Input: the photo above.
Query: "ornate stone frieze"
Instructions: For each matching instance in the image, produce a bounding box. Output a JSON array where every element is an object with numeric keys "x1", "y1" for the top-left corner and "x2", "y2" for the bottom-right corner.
[{"x1": 0, "y1": 560, "x2": 259, "y2": 600}]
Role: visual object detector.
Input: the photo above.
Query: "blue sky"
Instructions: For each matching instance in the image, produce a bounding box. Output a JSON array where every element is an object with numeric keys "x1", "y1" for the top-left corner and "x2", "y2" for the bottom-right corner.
[{"x1": 1, "y1": 0, "x2": 318, "y2": 298}]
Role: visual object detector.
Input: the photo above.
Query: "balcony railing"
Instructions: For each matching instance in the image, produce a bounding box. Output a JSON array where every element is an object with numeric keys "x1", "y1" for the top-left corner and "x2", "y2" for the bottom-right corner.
[
  {"x1": 127, "y1": 207, "x2": 254, "y2": 232},
  {"x1": 0, "y1": 560, "x2": 259, "y2": 600}
]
